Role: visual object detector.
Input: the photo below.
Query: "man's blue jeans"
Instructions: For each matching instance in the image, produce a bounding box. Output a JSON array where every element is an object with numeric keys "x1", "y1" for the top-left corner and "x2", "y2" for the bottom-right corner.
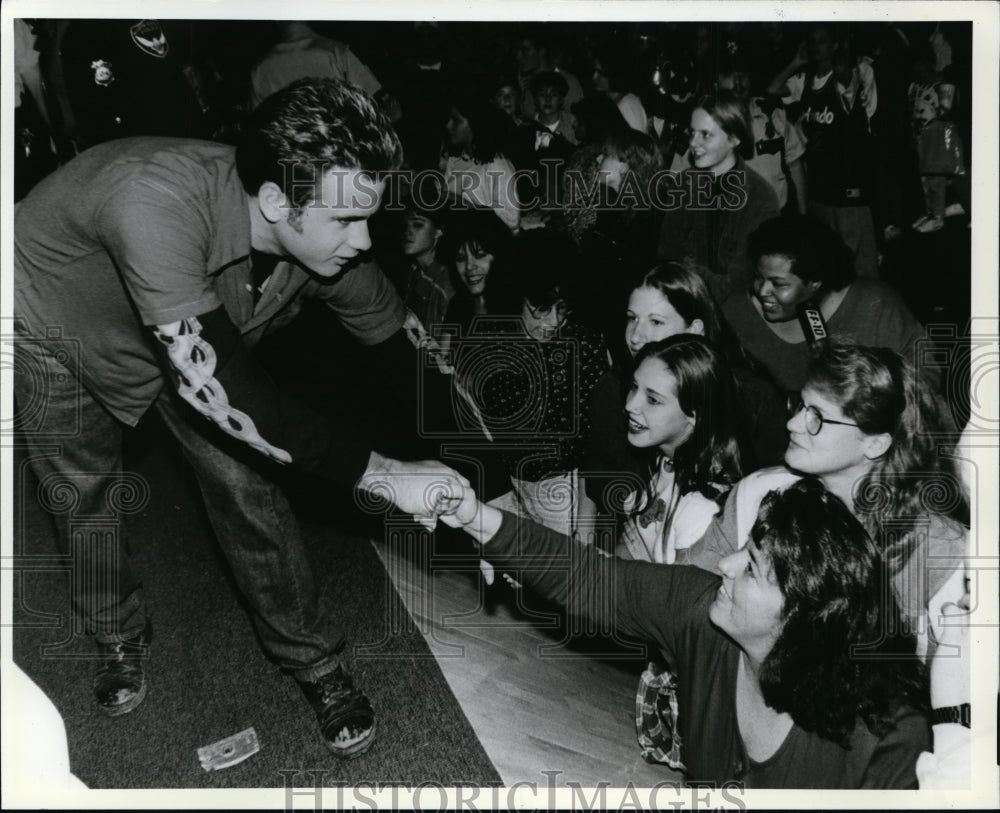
[{"x1": 14, "y1": 338, "x2": 344, "y2": 680}]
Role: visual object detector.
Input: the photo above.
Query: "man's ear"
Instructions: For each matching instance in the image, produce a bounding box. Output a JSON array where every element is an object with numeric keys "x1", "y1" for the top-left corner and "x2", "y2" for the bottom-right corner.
[
  {"x1": 688, "y1": 318, "x2": 706, "y2": 336},
  {"x1": 863, "y1": 432, "x2": 893, "y2": 461},
  {"x1": 257, "y1": 181, "x2": 289, "y2": 225}
]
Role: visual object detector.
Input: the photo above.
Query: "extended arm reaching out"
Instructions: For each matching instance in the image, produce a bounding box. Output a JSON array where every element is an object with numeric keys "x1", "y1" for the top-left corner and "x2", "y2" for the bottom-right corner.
[
  {"x1": 153, "y1": 307, "x2": 468, "y2": 517},
  {"x1": 439, "y1": 482, "x2": 718, "y2": 655}
]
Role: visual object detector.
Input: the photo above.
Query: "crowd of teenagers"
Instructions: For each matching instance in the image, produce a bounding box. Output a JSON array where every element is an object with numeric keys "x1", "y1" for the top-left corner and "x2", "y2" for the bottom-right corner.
[{"x1": 12, "y1": 17, "x2": 977, "y2": 789}]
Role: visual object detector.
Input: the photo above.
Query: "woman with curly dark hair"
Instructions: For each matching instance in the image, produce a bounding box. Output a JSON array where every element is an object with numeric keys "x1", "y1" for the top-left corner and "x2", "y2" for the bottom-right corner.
[{"x1": 439, "y1": 477, "x2": 930, "y2": 787}]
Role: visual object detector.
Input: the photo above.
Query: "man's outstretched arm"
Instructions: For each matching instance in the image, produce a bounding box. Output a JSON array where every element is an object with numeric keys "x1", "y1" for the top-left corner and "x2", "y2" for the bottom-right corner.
[{"x1": 153, "y1": 306, "x2": 467, "y2": 515}]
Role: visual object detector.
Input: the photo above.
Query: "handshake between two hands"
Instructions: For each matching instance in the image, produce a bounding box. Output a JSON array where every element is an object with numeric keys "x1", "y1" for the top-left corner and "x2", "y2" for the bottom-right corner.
[
  {"x1": 418, "y1": 481, "x2": 481, "y2": 532},
  {"x1": 393, "y1": 462, "x2": 502, "y2": 586},
  {"x1": 358, "y1": 455, "x2": 485, "y2": 533}
]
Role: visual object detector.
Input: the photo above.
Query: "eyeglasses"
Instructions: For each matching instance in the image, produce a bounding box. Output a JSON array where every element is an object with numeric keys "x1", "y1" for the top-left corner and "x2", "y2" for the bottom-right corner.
[
  {"x1": 788, "y1": 400, "x2": 859, "y2": 436},
  {"x1": 524, "y1": 300, "x2": 572, "y2": 323}
]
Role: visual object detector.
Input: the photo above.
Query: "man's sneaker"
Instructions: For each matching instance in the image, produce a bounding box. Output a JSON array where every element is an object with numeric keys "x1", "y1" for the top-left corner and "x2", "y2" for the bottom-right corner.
[
  {"x1": 911, "y1": 214, "x2": 932, "y2": 230},
  {"x1": 916, "y1": 215, "x2": 944, "y2": 233},
  {"x1": 94, "y1": 618, "x2": 152, "y2": 716},
  {"x1": 297, "y1": 665, "x2": 376, "y2": 758}
]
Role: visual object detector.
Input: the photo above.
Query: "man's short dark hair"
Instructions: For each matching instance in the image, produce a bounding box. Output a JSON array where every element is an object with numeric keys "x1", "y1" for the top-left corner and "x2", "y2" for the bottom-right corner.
[
  {"x1": 530, "y1": 70, "x2": 569, "y2": 100},
  {"x1": 236, "y1": 78, "x2": 403, "y2": 209}
]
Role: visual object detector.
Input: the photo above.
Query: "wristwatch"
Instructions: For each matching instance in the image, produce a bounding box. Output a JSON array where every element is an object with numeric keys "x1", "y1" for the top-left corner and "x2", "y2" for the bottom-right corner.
[{"x1": 930, "y1": 703, "x2": 971, "y2": 728}]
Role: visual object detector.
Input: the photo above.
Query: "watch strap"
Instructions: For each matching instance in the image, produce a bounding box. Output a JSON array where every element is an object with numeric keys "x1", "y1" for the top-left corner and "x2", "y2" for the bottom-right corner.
[{"x1": 930, "y1": 703, "x2": 971, "y2": 728}]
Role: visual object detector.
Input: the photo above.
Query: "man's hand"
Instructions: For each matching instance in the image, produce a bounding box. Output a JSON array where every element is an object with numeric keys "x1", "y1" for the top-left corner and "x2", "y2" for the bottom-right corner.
[{"x1": 359, "y1": 452, "x2": 470, "y2": 527}]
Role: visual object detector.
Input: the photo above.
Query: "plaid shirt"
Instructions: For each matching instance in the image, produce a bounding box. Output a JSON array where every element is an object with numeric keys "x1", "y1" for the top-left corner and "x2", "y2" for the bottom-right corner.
[{"x1": 635, "y1": 661, "x2": 686, "y2": 771}]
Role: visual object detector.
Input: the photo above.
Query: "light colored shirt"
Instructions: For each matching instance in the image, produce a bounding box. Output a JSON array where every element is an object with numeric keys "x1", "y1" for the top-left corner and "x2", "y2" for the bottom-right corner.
[{"x1": 249, "y1": 30, "x2": 381, "y2": 109}]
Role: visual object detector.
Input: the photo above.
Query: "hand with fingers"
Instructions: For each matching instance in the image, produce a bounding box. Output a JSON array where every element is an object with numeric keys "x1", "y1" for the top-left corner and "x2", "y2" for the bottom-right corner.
[{"x1": 359, "y1": 453, "x2": 470, "y2": 530}]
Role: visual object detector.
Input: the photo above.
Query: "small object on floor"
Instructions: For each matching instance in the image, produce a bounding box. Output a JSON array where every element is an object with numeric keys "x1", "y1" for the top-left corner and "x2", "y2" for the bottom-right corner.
[
  {"x1": 916, "y1": 215, "x2": 944, "y2": 233},
  {"x1": 945, "y1": 202, "x2": 966, "y2": 217},
  {"x1": 297, "y1": 665, "x2": 376, "y2": 759},
  {"x1": 197, "y1": 727, "x2": 261, "y2": 771},
  {"x1": 94, "y1": 618, "x2": 152, "y2": 716},
  {"x1": 883, "y1": 224, "x2": 902, "y2": 242}
]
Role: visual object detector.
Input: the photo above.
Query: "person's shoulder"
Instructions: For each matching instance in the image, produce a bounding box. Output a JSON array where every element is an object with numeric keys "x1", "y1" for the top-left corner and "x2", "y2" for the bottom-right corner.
[
  {"x1": 850, "y1": 704, "x2": 930, "y2": 789},
  {"x1": 592, "y1": 367, "x2": 625, "y2": 399},
  {"x1": 739, "y1": 161, "x2": 781, "y2": 207},
  {"x1": 116, "y1": 137, "x2": 235, "y2": 171},
  {"x1": 311, "y1": 34, "x2": 351, "y2": 55},
  {"x1": 731, "y1": 468, "x2": 800, "y2": 523},
  {"x1": 85, "y1": 138, "x2": 236, "y2": 205},
  {"x1": 845, "y1": 278, "x2": 911, "y2": 310},
  {"x1": 746, "y1": 164, "x2": 777, "y2": 193},
  {"x1": 721, "y1": 290, "x2": 757, "y2": 322},
  {"x1": 849, "y1": 277, "x2": 893, "y2": 294},
  {"x1": 737, "y1": 466, "x2": 800, "y2": 493}
]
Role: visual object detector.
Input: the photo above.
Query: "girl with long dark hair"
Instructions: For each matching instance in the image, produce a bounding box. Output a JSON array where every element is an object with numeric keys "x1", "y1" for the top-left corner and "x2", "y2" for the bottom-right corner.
[{"x1": 615, "y1": 335, "x2": 743, "y2": 563}]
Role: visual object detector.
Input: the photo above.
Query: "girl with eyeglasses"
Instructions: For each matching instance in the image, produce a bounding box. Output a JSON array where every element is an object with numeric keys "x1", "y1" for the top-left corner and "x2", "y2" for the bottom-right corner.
[{"x1": 678, "y1": 342, "x2": 968, "y2": 661}]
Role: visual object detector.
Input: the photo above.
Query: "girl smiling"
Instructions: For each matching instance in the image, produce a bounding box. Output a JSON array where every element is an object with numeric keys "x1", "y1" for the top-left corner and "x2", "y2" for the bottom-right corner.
[{"x1": 616, "y1": 336, "x2": 743, "y2": 563}]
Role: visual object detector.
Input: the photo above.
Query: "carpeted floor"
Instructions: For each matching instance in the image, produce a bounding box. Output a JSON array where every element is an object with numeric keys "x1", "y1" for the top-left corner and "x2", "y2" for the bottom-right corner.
[{"x1": 11, "y1": 416, "x2": 502, "y2": 789}]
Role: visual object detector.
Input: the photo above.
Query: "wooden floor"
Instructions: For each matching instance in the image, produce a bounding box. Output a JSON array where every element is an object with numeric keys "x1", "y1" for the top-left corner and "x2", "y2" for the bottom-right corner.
[{"x1": 371, "y1": 529, "x2": 680, "y2": 788}]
